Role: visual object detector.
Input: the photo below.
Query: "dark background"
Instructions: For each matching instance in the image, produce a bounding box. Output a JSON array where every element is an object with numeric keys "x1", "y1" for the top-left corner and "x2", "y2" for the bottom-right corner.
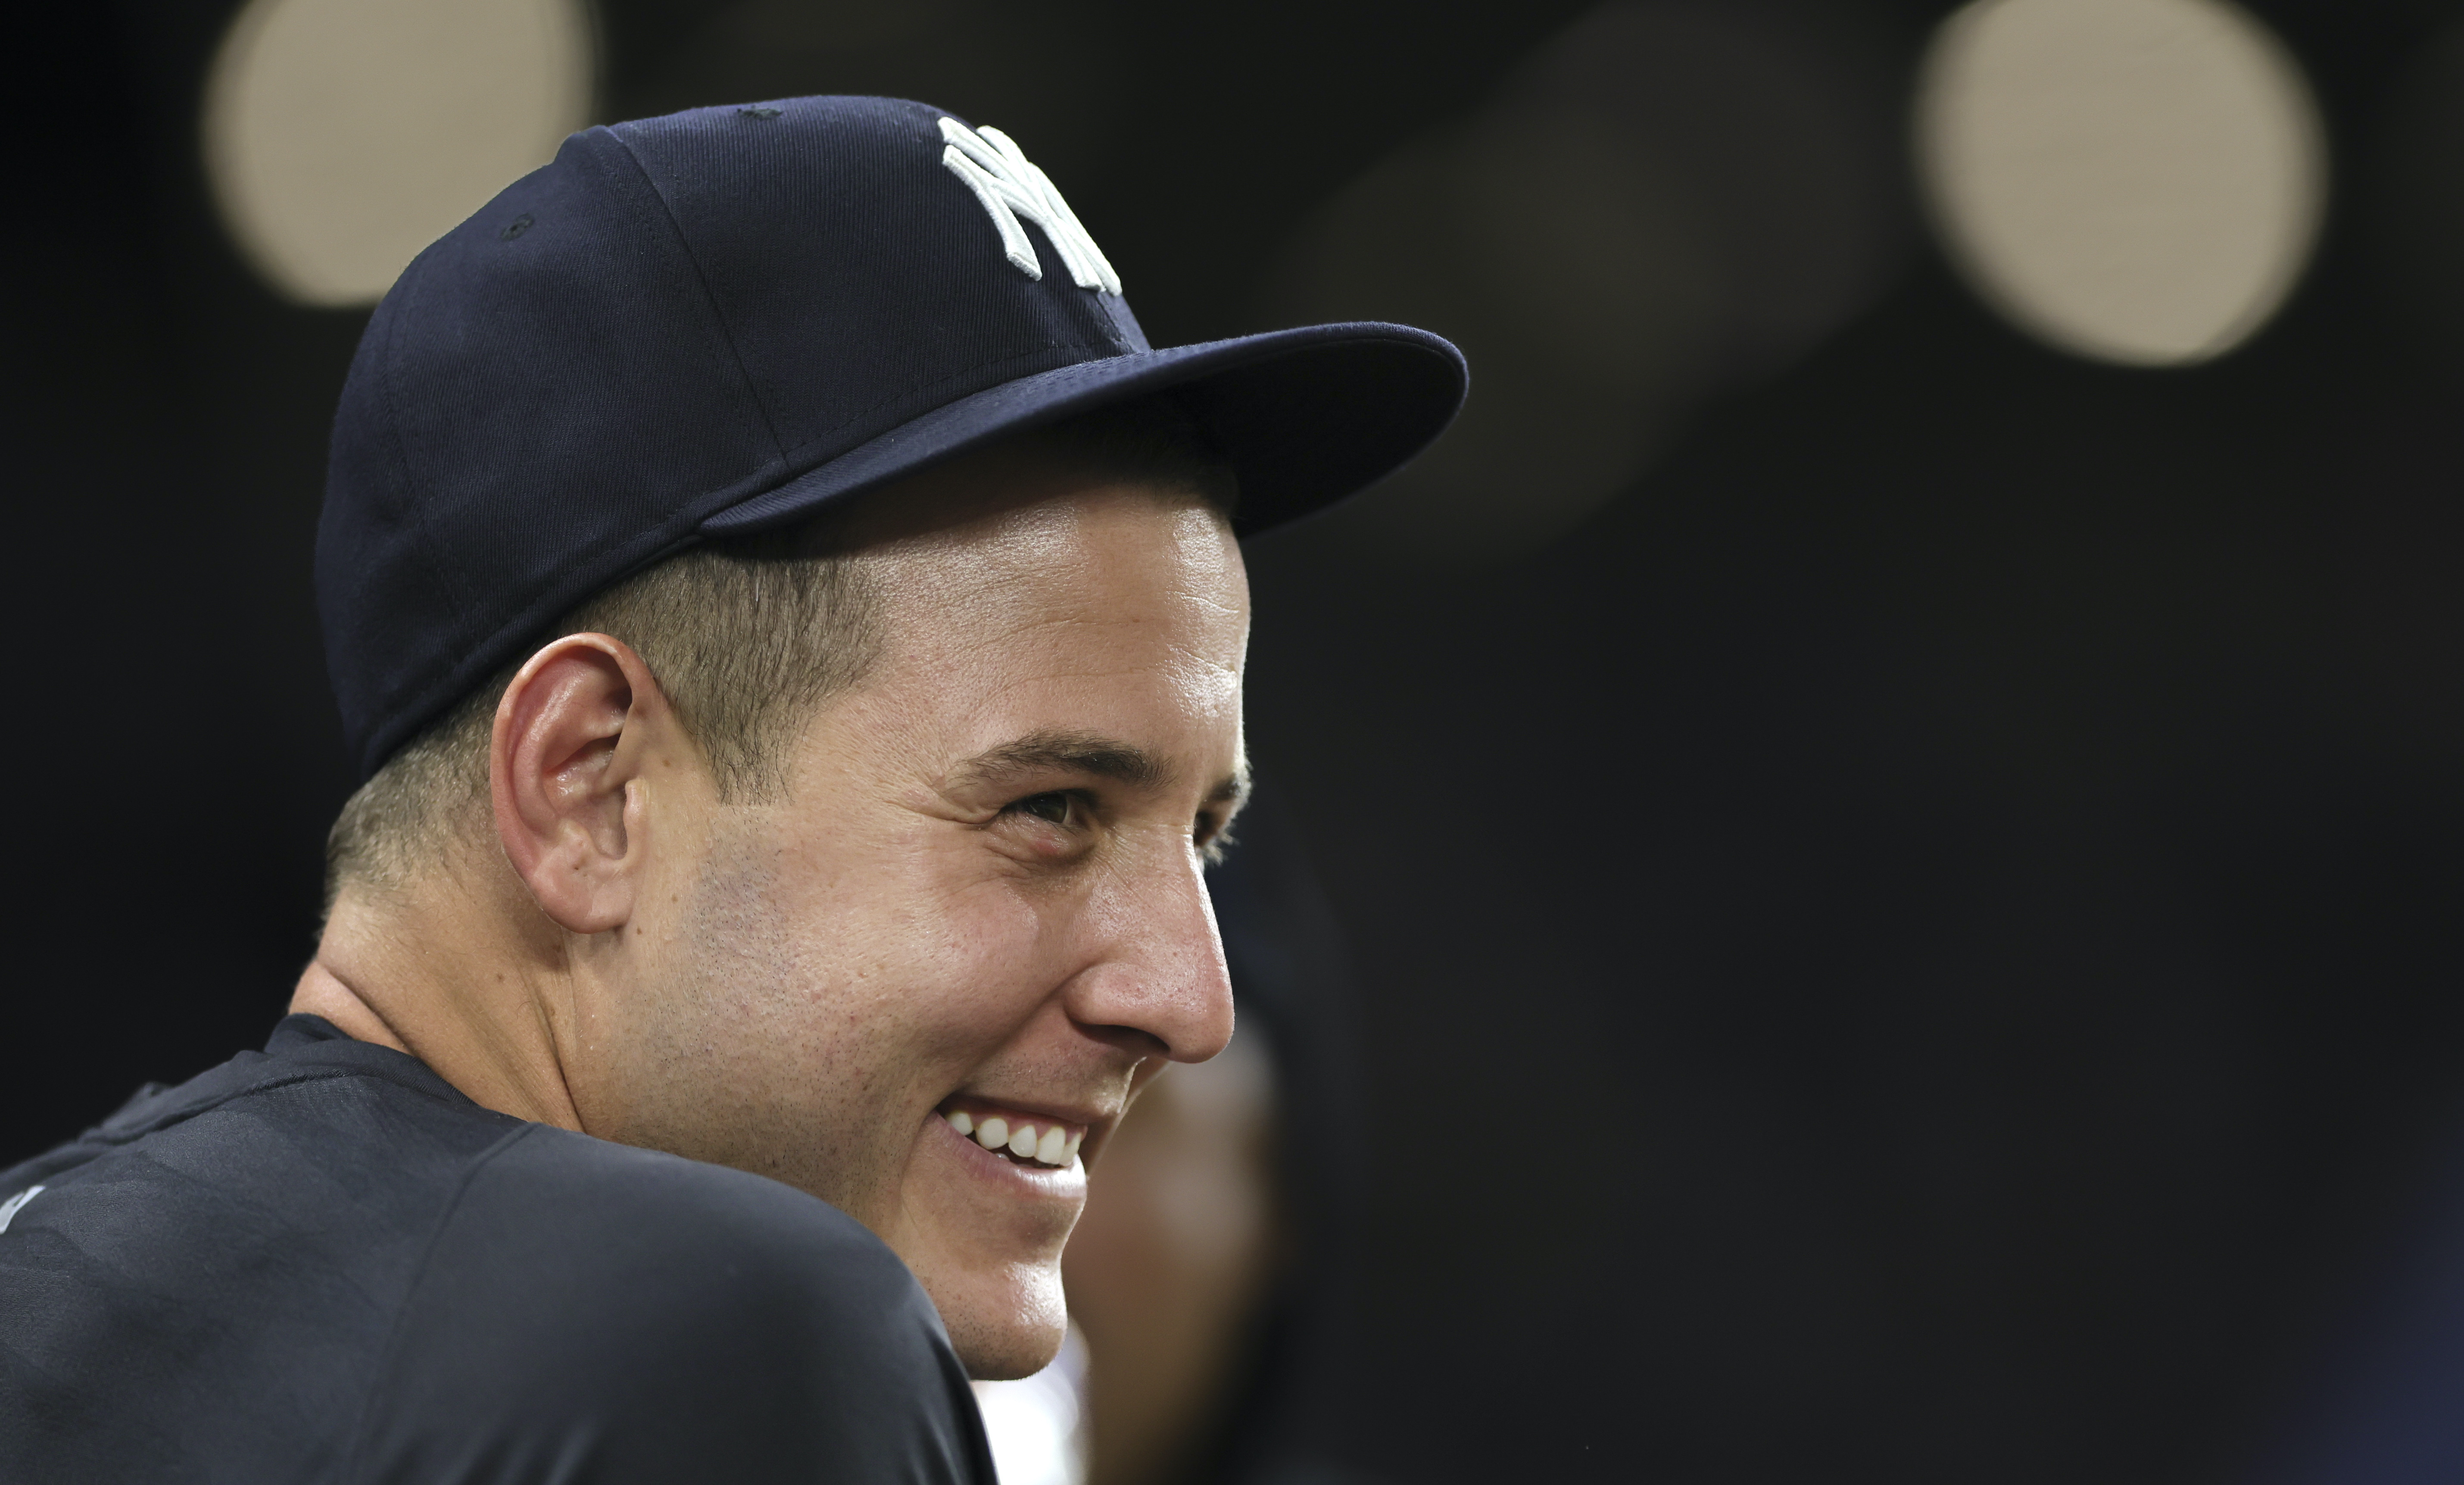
[{"x1": 12, "y1": 2, "x2": 2464, "y2": 1481}]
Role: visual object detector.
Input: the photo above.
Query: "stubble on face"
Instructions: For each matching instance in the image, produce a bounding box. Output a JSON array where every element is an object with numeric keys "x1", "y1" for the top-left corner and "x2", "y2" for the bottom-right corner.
[{"x1": 582, "y1": 455, "x2": 1251, "y2": 1378}]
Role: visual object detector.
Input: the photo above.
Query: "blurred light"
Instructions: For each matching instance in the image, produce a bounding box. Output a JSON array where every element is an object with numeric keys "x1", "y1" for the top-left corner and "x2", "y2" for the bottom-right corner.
[
  {"x1": 203, "y1": 0, "x2": 595, "y2": 307},
  {"x1": 1915, "y1": 0, "x2": 2324, "y2": 366},
  {"x1": 1263, "y1": 2, "x2": 1906, "y2": 569}
]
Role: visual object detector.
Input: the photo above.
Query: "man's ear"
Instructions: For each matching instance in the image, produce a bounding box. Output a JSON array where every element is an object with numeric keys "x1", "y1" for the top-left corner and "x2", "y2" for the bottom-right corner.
[{"x1": 489, "y1": 633, "x2": 680, "y2": 935}]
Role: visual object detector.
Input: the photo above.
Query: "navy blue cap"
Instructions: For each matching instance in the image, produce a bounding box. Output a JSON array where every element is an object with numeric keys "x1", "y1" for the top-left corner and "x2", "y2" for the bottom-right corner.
[{"x1": 318, "y1": 95, "x2": 1465, "y2": 780}]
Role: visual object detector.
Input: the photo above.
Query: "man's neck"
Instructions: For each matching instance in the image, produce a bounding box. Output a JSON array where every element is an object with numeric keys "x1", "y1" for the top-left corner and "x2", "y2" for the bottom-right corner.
[
  {"x1": 289, "y1": 959, "x2": 415, "y2": 1055},
  {"x1": 293, "y1": 881, "x2": 587, "y2": 1132}
]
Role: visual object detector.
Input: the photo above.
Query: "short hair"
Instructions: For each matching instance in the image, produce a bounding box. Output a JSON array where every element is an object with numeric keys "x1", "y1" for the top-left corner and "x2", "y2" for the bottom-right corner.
[{"x1": 323, "y1": 396, "x2": 1238, "y2": 912}]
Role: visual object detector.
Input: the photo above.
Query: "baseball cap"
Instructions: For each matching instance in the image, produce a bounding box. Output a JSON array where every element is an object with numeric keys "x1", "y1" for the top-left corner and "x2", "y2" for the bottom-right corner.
[{"x1": 318, "y1": 95, "x2": 1466, "y2": 779}]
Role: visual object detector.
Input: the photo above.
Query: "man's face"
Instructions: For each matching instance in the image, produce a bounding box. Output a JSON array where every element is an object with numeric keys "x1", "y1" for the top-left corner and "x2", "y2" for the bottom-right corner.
[{"x1": 582, "y1": 455, "x2": 1249, "y2": 1378}]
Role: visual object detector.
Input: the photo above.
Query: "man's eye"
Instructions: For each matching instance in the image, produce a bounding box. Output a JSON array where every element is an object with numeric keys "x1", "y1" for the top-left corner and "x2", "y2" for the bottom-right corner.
[{"x1": 1017, "y1": 792, "x2": 1076, "y2": 826}]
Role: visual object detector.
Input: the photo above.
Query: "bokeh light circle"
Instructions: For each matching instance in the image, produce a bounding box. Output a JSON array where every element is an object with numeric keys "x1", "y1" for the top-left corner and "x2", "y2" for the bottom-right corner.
[
  {"x1": 1916, "y1": 0, "x2": 2325, "y2": 366},
  {"x1": 204, "y1": 0, "x2": 595, "y2": 307}
]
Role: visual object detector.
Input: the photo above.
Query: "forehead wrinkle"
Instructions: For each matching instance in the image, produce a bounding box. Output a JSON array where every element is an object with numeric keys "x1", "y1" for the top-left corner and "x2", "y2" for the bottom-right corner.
[
  {"x1": 1185, "y1": 589, "x2": 1245, "y2": 621},
  {"x1": 1175, "y1": 643, "x2": 1243, "y2": 679},
  {"x1": 929, "y1": 622, "x2": 1242, "y2": 692},
  {"x1": 901, "y1": 610, "x2": 1223, "y2": 672},
  {"x1": 1001, "y1": 657, "x2": 1240, "y2": 693}
]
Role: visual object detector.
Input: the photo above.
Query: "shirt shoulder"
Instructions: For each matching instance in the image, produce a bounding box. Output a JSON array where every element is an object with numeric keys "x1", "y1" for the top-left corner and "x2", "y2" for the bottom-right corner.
[
  {"x1": 0, "y1": 1033, "x2": 527, "y2": 1484},
  {"x1": 350, "y1": 1126, "x2": 994, "y2": 1485}
]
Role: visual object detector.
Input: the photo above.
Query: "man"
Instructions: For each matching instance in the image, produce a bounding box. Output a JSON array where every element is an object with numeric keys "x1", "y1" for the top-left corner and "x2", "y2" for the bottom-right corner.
[{"x1": 0, "y1": 97, "x2": 1460, "y2": 1481}]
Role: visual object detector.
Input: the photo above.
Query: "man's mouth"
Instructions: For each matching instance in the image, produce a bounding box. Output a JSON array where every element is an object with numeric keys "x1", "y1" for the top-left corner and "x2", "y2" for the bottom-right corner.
[{"x1": 937, "y1": 1099, "x2": 1086, "y2": 1170}]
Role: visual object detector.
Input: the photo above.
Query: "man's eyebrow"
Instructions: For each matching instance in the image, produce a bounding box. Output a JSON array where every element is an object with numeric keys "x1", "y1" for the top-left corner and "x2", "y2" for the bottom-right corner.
[{"x1": 951, "y1": 729, "x2": 1177, "y2": 792}]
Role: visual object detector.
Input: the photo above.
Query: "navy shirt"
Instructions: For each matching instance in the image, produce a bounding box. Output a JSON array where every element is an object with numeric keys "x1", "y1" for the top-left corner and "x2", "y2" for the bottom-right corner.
[{"x1": 0, "y1": 1015, "x2": 995, "y2": 1484}]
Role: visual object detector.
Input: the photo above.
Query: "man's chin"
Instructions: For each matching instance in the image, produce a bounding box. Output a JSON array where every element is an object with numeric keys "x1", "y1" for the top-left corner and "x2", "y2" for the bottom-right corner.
[{"x1": 916, "y1": 1258, "x2": 1070, "y2": 1380}]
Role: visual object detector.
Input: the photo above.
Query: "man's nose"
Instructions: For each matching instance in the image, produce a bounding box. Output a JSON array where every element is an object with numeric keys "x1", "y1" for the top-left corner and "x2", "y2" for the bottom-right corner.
[{"x1": 1062, "y1": 849, "x2": 1236, "y2": 1063}]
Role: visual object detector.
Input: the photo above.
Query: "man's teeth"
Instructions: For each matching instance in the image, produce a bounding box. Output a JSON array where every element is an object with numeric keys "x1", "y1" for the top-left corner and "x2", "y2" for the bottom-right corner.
[{"x1": 942, "y1": 1108, "x2": 1083, "y2": 1167}]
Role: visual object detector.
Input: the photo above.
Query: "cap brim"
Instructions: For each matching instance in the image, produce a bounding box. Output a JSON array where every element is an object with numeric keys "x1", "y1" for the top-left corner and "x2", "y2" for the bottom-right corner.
[{"x1": 697, "y1": 322, "x2": 1466, "y2": 539}]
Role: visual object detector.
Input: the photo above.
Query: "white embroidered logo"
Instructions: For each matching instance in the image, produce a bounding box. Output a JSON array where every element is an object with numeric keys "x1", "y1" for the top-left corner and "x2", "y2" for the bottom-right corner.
[
  {"x1": 0, "y1": 1185, "x2": 44, "y2": 1235},
  {"x1": 939, "y1": 117, "x2": 1121, "y2": 296}
]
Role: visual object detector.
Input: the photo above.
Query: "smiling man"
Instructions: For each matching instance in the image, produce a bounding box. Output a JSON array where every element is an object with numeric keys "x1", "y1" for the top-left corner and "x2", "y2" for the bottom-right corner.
[{"x1": 0, "y1": 97, "x2": 1458, "y2": 1483}]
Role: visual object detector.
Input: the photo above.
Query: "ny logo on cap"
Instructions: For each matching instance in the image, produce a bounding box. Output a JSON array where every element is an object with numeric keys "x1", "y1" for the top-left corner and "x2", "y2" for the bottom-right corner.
[{"x1": 939, "y1": 117, "x2": 1122, "y2": 296}]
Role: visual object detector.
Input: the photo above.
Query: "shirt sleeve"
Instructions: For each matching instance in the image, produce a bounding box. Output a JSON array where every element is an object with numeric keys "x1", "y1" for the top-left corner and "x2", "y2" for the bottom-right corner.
[{"x1": 346, "y1": 1127, "x2": 995, "y2": 1485}]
